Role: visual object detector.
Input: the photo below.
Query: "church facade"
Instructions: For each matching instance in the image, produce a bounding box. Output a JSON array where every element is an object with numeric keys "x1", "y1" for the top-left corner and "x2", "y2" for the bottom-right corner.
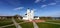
[{"x1": 23, "y1": 8, "x2": 39, "y2": 21}]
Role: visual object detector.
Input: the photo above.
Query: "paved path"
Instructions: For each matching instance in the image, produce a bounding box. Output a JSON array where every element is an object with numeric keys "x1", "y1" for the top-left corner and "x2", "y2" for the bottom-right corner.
[
  {"x1": 33, "y1": 22, "x2": 39, "y2": 28},
  {"x1": 12, "y1": 18, "x2": 22, "y2": 28}
]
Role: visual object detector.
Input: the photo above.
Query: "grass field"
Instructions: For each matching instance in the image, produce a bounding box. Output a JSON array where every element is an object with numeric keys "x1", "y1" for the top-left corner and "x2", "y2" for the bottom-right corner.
[
  {"x1": 0, "y1": 19, "x2": 60, "y2": 28},
  {"x1": 37, "y1": 22, "x2": 60, "y2": 28},
  {"x1": 0, "y1": 18, "x2": 23, "y2": 26},
  {"x1": 4, "y1": 25, "x2": 16, "y2": 28},
  {"x1": 2, "y1": 22, "x2": 60, "y2": 28},
  {"x1": 46, "y1": 20, "x2": 60, "y2": 23},
  {"x1": 20, "y1": 22, "x2": 34, "y2": 28},
  {"x1": 0, "y1": 19, "x2": 13, "y2": 26}
]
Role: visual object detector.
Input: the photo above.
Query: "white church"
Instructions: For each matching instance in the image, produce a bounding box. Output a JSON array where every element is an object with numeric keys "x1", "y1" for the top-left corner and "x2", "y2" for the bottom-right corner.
[{"x1": 23, "y1": 8, "x2": 39, "y2": 21}]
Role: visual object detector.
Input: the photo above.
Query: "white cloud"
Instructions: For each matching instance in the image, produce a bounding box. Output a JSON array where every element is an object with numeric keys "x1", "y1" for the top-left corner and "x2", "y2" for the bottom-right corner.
[
  {"x1": 48, "y1": 3, "x2": 56, "y2": 5},
  {"x1": 35, "y1": 0, "x2": 46, "y2": 3},
  {"x1": 41, "y1": 5, "x2": 47, "y2": 8},
  {"x1": 14, "y1": 7, "x2": 24, "y2": 10},
  {"x1": 41, "y1": 3, "x2": 57, "y2": 8},
  {"x1": 35, "y1": 0, "x2": 41, "y2": 3}
]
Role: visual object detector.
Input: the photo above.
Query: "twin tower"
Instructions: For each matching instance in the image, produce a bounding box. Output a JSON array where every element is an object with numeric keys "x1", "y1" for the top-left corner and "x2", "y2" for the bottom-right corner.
[{"x1": 23, "y1": 8, "x2": 34, "y2": 21}]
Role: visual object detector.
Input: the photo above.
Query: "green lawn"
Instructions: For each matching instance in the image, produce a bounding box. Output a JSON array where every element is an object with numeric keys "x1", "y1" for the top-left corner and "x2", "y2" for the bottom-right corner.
[
  {"x1": 3, "y1": 22, "x2": 60, "y2": 28},
  {"x1": 4, "y1": 25, "x2": 16, "y2": 28},
  {"x1": 37, "y1": 22, "x2": 60, "y2": 28},
  {"x1": 46, "y1": 20, "x2": 60, "y2": 23},
  {"x1": 20, "y1": 22, "x2": 34, "y2": 28},
  {"x1": 0, "y1": 18, "x2": 23, "y2": 26},
  {"x1": 0, "y1": 19, "x2": 60, "y2": 28},
  {"x1": 0, "y1": 19, "x2": 13, "y2": 26}
]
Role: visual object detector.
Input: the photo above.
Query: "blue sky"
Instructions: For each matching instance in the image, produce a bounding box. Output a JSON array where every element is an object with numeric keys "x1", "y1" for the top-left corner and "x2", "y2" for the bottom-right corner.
[{"x1": 0, "y1": 0, "x2": 60, "y2": 17}]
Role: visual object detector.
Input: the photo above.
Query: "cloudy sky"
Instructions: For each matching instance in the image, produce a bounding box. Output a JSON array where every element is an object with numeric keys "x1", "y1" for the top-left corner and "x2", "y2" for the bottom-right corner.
[{"x1": 0, "y1": 0, "x2": 60, "y2": 17}]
